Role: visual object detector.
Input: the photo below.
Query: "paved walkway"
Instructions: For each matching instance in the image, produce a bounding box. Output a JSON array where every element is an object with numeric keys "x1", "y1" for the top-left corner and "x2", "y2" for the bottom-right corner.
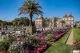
[{"x1": 66, "y1": 29, "x2": 73, "y2": 45}]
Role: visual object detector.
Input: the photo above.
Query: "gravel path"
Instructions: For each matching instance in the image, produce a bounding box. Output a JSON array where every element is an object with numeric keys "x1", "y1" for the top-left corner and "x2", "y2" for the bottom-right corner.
[{"x1": 66, "y1": 29, "x2": 73, "y2": 45}]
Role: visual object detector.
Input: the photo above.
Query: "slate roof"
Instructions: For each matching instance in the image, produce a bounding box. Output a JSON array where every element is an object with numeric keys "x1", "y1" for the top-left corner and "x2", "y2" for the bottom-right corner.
[
  {"x1": 63, "y1": 14, "x2": 73, "y2": 18},
  {"x1": 36, "y1": 15, "x2": 44, "y2": 20},
  {"x1": 63, "y1": 14, "x2": 68, "y2": 18},
  {"x1": 69, "y1": 14, "x2": 73, "y2": 17}
]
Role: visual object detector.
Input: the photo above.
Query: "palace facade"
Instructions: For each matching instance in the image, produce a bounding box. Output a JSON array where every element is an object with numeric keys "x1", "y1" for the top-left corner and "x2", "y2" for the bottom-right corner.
[
  {"x1": 50, "y1": 13, "x2": 74, "y2": 28},
  {"x1": 35, "y1": 13, "x2": 74, "y2": 30},
  {"x1": 35, "y1": 15, "x2": 44, "y2": 30},
  {"x1": 75, "y1": 21, "x2": 80, "y2": 28}
]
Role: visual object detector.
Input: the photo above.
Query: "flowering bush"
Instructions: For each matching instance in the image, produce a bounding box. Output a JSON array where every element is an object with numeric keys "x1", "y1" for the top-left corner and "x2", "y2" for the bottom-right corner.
[
  {"x1": 0, "y1": 27, "x2": 70, "y2": 53},
  {"x1": 0, "y1": 50, "x2": 6, "y2": 53},
  {"x1": 0, "y1": 39, "x2": 9, "y2": 51},
  {"x1": 45, "y1": 34, "x2": 54, "y2": 41},
  {"x1": 8, "y1": 44, "x2": 24, "y2": 53},
  {"x1": 73, "y1": 42, "x2": 80, "y2": 50}
]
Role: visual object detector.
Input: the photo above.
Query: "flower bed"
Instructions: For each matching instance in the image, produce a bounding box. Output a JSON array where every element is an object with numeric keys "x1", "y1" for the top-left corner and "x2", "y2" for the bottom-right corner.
[
  {"x1": 0, "y1": 27, "x2": 71, "y2": 53},
  {"x1": 0, "y1": 50, "x2": 6, "y2": 53},
  {"x1": 73, "y1": 42, "x2": 80, "y2": 50},
  {"x1": 25, "y1": 44, "x2": 49, "y2": 53},
  {"x1": 9, "y1": 32, "x2": 49, "y2": 53},
  {"x1": 49, "y1": 28, "x2": 69, "y2": 42}
]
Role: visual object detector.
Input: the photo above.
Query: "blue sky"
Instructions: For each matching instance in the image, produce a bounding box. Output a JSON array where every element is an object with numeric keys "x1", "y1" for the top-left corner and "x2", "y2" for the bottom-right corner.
[{"x1": 0, "y1": 0, "x2": 80, "y2": 21}]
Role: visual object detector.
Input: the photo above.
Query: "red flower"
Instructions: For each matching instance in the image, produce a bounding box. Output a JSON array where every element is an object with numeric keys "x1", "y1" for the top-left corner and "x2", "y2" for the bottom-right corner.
[{"x1": 0, "y1": 50, "x2": 6, "y2": 53}]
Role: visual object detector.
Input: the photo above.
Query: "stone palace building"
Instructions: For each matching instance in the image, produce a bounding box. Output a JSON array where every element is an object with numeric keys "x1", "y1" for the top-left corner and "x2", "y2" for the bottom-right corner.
[
  {"x1": 75, "y1": 21, "x2": 80, "y2": 28},
  {"x1": 50, "y1": 13, "x2": 74, "y2": 28},
  {"x1": 35, "y1": 15, "x2": 45, "y2": 31},
  {"x1": 35, "y1": 13, "x2": 74, "y2": 30}
]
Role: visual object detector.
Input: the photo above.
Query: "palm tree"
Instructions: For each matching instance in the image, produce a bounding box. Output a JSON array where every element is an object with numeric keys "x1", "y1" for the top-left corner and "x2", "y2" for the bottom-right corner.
[
  {"x1": 18, "y1": 0, "x2": 43, "y2": 34},
  {"x1": 60, "y1": 20, "x2": 65, "y2": 27}
]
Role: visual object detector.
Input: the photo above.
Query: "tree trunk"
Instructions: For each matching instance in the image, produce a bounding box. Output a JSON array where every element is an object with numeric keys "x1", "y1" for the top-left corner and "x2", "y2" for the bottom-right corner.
[
  {"x1": 62, "y1": 23, "x2": 63, "y2": 27},
  {"x1": 29, "y1": 14, "x2": 33, "y2": 26},
  {"x1": 29, "y1": 14, "x2": 33, "y2": 34}
]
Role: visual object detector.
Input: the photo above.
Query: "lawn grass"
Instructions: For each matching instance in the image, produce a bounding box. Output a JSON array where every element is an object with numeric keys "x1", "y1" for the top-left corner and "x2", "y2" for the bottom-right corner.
[
  {"x1": 44, "y1": 29, "x2": 73, "y2": 53},
  {"x1": 73, "y1": 28, "x2": 80, "y2": 42},
  {"x1": 26, "y1": 26, "x2": 32, "y2": 33},
  {"x1": 56, "y1": 30, "x2": 72, "y2": 44}
]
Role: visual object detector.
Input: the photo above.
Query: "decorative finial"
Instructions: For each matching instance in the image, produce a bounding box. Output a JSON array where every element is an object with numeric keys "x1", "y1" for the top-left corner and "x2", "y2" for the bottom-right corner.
[
  {"x1": 65, "y1": 13, "x2": 67, "y2": 15},
  {"x1": 70, "y1": 12, "x2": 72, "y2": 14},
  {"x1": 38, "y1": 14, "x2": 43, "y2": 18}
]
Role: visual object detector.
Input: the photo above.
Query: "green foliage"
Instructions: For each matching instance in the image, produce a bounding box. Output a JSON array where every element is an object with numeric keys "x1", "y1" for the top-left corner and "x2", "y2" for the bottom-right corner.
[
  {"x1": 44, "y1": 18, "x2": 50, "y2": 27},
  {"x1": 7, "y1": 34, "x2": 16, "y2": 44},
  {"x1": 0, "y1": 41, "x2": 6, "y2": 51},
  {"x1": 76, "y1": 44, "x2": 80, "y2": 50},
  {"x1": 0, "y1": 17, "x2": 32, "y2": 26},
  {"x1": 45, "y1": 34, "x2": 53, "y2": 41},
  {"x1": 0, "y1": 34, "x2": 16, "y2": 51},
  {"x1": 8, "y1": 45, "x2": 17, "y2": 53},
  {"x1": 18, "y1": 0, "x2": 42, "y2": 15},
  {"x1": 8, "y1": 44, "x2": 24, "y2": 53},
  {"x1": 0, "y1": 20, "x2": 12, "y2": 26},
  {"x1": 0, "y1": 39, "x2": 9, "y2": 51},
  {"x1": 0, "y1": 21, "x2": 8, "y2": 26},
  {"x1": 25, "y1": 36, "x2": 40, "y2": 47},
  {"x1": 18, "y1": 0, "x2": 42, "y2": 26},
  {"x1": 12, "y1": 17, "x2": 30, "y2": 26}
]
